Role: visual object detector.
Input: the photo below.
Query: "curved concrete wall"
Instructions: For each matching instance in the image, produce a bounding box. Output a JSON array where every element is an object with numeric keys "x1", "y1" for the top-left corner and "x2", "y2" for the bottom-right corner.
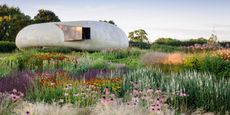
[{"x1": 16, "y1": 21, "x2": 129, "y2": 50}]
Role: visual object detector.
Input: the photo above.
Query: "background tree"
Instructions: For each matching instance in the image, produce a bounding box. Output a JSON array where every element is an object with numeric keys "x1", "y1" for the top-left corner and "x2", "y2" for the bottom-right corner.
[
  {"x1": 99, "y1": 20, "x2": 116, "y2": 26},
  {"x1": 128, "y1": 29, "x2": 149, "y2": 43},
  {"x1": 208, "y1": 34, "x2": 218, "y2": 46},
  {"x1": 0, "y1": 4, "x2": 32, "y2": 41},
  {"x1": 34, "y1": 9, "x2": 60, "y2": 23}
]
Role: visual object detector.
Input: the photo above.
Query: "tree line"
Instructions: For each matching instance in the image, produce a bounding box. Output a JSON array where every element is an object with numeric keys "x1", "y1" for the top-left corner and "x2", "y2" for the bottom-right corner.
[
  {"x1": 0, "y1": 4, "x2": 60, "y2": 41},
  {"x1": 1, "y1": 4, "x2": 229, "y2": 49}
]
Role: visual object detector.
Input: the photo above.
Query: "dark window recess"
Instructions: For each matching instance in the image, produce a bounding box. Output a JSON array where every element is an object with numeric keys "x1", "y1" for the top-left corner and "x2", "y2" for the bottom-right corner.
[{"x1": 82, "y1": 27, "x2": 90, "y2": 39}]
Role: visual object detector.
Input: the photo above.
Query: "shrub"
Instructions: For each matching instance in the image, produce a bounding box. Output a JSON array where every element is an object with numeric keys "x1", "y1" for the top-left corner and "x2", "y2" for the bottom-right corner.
[
  {"x1": 184, "y1": 53, "x2": 204, "y2": 70},
  {"x1": 0, "y1": 41, "x2": 17, "y2": 52},
  {"x1": 184, "y1": 53, "x2": 230, "y2": 78},
  {"x1": 151, "y1": 44, "x2": 183, "y2": 52},
  {"x1": 154, "y1": 38, "x2": 208, "y2": 46},
  {"x1": 200, "y1": 55, "x2": 230, "y2": 78},
  {"x1": 129, "y1": 41, "x2": 151, "y2": 49}
]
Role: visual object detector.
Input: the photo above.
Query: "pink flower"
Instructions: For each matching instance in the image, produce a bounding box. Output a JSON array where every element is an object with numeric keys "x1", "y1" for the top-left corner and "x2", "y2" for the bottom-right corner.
[
  {"x1": 104, "y1": 87, "x2": 110, "y2": 95},
  {"x1": 155, "y1": 89, "x2": 161, "y2": 93},
  {"x1": 12, "y1": 89, "x2": 17, "y2": 93},
  {"x1": 26, "y1": 111, "x2": 30, "y2": 115},
  {"x1": 179, "y1": 92, "x2": 188, "y2": 97},
  {"x1": 10, "y1": 94, "x2": 19, "y2": 102},
  {"x1": 133, "y1": 82, "x2": 138, "y2": 88},
  {"x1": 101, "y1": 96, "x2": 109, "y2": 105},
  {"x1": 147, "y1": 88, "x2": 153, "y2": 94},
  {"x1": 133, "y1": 89, "x2": 139, "y2": 96},
  {"x1": 19, "y1": 92, "x2": 24, "y2": 97}
]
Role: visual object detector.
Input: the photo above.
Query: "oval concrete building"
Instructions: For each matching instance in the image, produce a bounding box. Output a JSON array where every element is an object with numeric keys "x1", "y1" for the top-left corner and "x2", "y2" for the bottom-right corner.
[{"x1": 16, "y1": 21, "x2": 129, "y2": 50}]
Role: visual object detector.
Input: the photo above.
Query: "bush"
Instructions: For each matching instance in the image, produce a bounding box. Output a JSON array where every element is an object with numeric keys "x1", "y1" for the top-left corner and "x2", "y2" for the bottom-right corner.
[
  {"x1": 201, "y1": 55, "x2": 230, "y2": 78},
  {"x1": 184, "y1": 53, "x2": 230, "y2": 78},
  {"x1": 154, "y1": 38, "x2": 208, "y2": 47},
  {"x1": 0, "y1": 41, "x2": 17, "y2": 52},
  {"x1": 151, "y1": 44, "x2": 183, "y2": 52},
  {"x1": 129, "y1": 41, "x2": 151, "y2": 49}
]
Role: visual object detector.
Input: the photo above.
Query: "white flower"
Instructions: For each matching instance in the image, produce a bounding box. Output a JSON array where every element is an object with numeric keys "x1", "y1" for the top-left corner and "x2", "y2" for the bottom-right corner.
[{"x1": 64, "y1": 93, "x2": 68, "y2": 96}]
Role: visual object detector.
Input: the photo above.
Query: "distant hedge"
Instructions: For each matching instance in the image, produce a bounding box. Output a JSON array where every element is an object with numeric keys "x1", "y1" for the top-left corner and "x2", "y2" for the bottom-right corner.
[
  {"x1": 151, "y1": 44, "x2": 183, "y2": 52},
  {"x1": 0, "y1": 41, "x2": 17, "y2": 52},
  {"x1": 129, "y1": 41, "x2": 151, "y2": 49}
]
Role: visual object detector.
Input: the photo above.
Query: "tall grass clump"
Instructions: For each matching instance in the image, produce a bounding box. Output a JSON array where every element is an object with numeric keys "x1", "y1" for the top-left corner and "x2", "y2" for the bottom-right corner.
[
  {"x1": 0, "y1": 94, "x2": 18, "y2": 115},
  {"x1": 121, "y1": 68, "x2": 230, "y2": 113},
  {"x1": 141, "y1": 52, "x2": 184, "y2": 73},
  {"x1": 0, "y1": 55, "x2": 18, "y2": 77},
  {"x1": 14, "y1": 101, "x2": 91, "y2": 115}
]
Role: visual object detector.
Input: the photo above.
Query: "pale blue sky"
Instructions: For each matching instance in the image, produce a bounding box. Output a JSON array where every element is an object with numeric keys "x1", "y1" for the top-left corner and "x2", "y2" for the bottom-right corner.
[{"x1": 1, "y1": 0, "x2": 230, "y2": 42}]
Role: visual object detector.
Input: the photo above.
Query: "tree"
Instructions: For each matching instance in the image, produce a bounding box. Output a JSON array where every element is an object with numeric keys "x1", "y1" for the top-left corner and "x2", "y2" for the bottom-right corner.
[
  {"x1": 0, "y1": 4, "x2": 32, "y2": 41},
  {"x1": 208, "y1": 34, "x2": 218, "y2": 46},
  {"x1": 99, "y1": 20, "x2": 116, "y2": 26},
  {"x1": 34, "y1": 9, "x2": 60, "y2": 23},
  {"x1": 128, "y1": 29, "x2": 149, "y2": 43}
]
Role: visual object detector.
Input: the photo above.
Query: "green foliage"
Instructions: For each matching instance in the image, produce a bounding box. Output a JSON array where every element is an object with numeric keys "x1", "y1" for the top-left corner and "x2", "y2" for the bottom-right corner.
[
  {"x1": 63, "y1": 55, "x2": 92, "y2": 76},
  {"x1": 0, "y1": 4, "x2": 32, "y2": 41},
  {"x1": 91, "y1": 58, "x2": 106, "y2": 70},
  {"x1": 121, "y1": 68, "x2": 230, "y2": 113},
  {"x1": 100, "y1": 48, "x2": 143, "y2": 69},
  {"x1": 16, "y1": 50, "x2": 36, "y2": 70},
  {"x1": 0, "y1": 41, "x2": 17, "y2": 52},
  {"x1": 154, "y1": 37, "x2": 208, "y2": 46},
  {"x1": 129, "y1": 41, "x2": 151, "y2": 49},
  {"x1": 151, "y1": 44, "x2": 183, "y2": 52},
  {"x1": 37, "y1": 47, "x2": 73, "y2": 54},
  {"x1": 26, "y1": 78, "x2": 100, "y2": 107},
  {"x1": 128, "y1": 29, "x2": 149, "y2": 43},
  {"x1": 154, "y1": 38, "x2": 181, "y2": 46},
  {"x1": 184, "y1": 53, "x2": 230, "y2": 78},
  {"x1": 184, "y1": 54, "x2": 203, "y2": 70},
  {"x1": 34, "y1": 9, "x2": 60, "y2": 23},
  {"x1": 200, "y1": 55, "x2": 230, "y2": 78}
]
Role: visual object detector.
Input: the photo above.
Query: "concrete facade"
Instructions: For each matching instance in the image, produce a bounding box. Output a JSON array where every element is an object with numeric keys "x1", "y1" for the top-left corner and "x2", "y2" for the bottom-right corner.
[{"x1": 16, "y1": 21, "x2": 129, "y2": 50}]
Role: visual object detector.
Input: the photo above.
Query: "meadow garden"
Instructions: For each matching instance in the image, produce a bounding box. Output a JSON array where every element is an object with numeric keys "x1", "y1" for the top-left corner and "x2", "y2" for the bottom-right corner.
[{"x1": 0, "y1": 42, "x2": 229, "y2": 115}]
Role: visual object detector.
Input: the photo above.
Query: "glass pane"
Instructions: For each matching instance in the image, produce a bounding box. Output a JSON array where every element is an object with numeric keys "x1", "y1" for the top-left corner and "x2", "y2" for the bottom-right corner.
[{"x1": 56, "y1": 24, "x2": 83, "y2": 41}]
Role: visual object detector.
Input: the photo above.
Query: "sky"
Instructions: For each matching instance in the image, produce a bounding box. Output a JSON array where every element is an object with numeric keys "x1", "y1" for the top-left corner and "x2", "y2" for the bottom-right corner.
[{"x1": 1, "y1": 0, "x2": 230, "y2": 42}]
